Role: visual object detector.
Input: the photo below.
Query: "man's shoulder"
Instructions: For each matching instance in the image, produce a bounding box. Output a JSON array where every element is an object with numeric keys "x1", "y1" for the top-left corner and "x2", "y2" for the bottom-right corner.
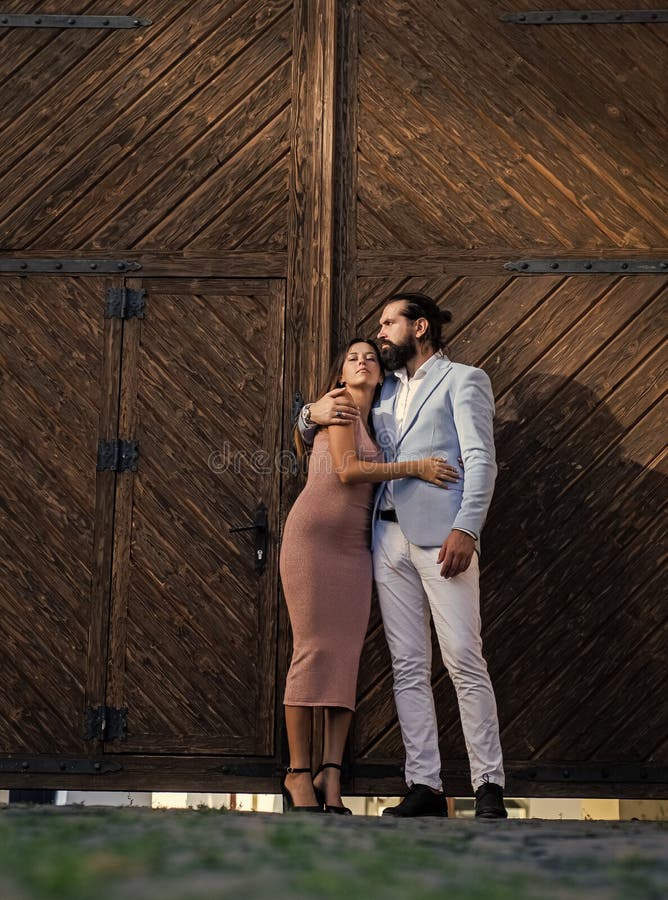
[{"x1": 447, "y1": 361, "x2": 492, "y2": 386}]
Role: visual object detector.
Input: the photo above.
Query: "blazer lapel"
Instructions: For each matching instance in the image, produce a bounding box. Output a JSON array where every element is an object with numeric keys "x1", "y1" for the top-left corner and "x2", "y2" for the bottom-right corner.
[
  {"x1": 396, "y1": 357, "x2": 453, "y2": 448},
  {"x1": 372, "y1": 376, "x2": 400, "y2": 453}
]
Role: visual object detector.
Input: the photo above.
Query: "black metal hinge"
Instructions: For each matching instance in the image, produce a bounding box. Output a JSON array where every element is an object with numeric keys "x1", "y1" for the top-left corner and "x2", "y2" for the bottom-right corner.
[
  {"x1": 512, "y1": 764, "x2": 668, "y2": 783},
  {"x1": 0, "y1": 15, "x2": 151, "y2": 29},
  {"x1": 505, "y1": 258, "x2": 668, "y2": 274},
  {"x1": 0, "y1": 258, "x2": 142, "y2": 273},
  {"x1": 501, "y1": 10, "x2": 668, "y2": 25},
  {"x1": 84, "y1": 706, "x2": 128, "y2": 742},
  {"x1": 97, "y1": 439, "x2": 139, "y2": 473},
  {"x1": 0, "y1": 756, "x2": 123, "y2": 775},
  {"x1": 105, "y1": 287, "x2": 146, "y2": 319}
]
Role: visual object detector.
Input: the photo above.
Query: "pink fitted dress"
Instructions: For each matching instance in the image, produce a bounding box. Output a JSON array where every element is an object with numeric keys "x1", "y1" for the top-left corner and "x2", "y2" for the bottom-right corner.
[{"x1": 280, "y1": 417, "x2": 383, "y2": 711}]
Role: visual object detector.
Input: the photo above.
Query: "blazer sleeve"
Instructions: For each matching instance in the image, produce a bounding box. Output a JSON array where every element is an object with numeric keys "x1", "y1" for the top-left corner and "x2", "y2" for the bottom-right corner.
[
  {"x1": 296, "y1": 408, "x2": 317, "y2": 447},
  {"x1": 451, "y1": 367, "x2": 497, "y2": 539}
]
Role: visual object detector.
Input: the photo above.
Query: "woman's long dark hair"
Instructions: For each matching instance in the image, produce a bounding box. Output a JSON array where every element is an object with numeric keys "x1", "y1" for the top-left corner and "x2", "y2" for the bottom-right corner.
[{"x1": 293, "y1": 338, "x2": 384, "y2": 464}]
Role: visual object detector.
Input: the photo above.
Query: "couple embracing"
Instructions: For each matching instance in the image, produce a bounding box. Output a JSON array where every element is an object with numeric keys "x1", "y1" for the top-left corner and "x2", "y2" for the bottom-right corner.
[{"x1": 279, "y1": 293, "x2": 507, "y2": 819}]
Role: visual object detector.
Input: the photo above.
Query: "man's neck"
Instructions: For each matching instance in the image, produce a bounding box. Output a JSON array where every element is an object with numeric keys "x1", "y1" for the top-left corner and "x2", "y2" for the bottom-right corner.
[{"x1": 405, "y1": 347, "x2": 437, "y2": 379}]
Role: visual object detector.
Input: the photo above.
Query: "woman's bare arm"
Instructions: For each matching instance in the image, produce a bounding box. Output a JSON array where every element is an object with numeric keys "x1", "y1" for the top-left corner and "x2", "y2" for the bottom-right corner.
[{"x1": 327, "y1": 402, "x2": 458, "y2": 487}]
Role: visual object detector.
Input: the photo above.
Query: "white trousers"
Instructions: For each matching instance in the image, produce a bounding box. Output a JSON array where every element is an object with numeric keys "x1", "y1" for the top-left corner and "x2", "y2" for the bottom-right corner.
[{"x1": 373, "y1": 521, "x2": 505, "y2": 792}]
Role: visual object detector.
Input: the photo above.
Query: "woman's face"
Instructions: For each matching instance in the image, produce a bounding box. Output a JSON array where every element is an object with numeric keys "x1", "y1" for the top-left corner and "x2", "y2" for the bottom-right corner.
[{"x1": 340, "y1": 342, "x2": 382, "y2": 389}]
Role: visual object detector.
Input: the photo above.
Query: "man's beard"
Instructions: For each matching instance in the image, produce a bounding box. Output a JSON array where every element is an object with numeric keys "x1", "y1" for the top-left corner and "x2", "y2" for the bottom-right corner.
[{"x1": 379, "y1": 334, "x2": 417, "y2": 371}]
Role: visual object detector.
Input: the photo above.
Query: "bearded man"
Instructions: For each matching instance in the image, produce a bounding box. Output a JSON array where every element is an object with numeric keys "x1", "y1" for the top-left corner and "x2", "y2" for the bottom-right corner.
[{"x1": 298, "y1": 292, "x2": 507, "y2": 819}]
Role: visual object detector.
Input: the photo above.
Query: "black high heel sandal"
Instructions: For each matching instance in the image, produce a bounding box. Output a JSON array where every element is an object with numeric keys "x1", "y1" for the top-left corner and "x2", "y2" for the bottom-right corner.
[
  {"x1": 313, "y1": 762, "x2": 353, "y2": 815},
  {"x1": 281, "y1": 767, "x2": 324, "y2": 813}
]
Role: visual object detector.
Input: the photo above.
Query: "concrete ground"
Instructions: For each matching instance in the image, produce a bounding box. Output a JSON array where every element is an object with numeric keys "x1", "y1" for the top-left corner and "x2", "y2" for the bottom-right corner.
[{"x1": 0, "y1": 805, "x2": 666, "y2": 899}]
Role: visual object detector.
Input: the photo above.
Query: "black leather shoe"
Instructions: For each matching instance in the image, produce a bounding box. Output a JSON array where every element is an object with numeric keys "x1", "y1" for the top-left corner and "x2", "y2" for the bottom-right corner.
[
  {"x1": 382, "y1": 784, "x2": 448, "y2": 818},
  {"x1": 474, "y1": 782, "x2": 508, "y2": 819}
]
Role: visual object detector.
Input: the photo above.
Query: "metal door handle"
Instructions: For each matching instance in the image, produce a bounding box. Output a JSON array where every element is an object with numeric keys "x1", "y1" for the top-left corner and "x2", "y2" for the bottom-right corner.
[{"x1": 229, "y1": 503, "x2": 268, "y2": 574}]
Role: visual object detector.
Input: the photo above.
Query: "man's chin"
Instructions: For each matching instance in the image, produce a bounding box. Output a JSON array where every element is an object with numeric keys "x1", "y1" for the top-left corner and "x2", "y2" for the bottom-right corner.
[{"x1": 380, "y1": 351, "x2": 404, "y2": 371}]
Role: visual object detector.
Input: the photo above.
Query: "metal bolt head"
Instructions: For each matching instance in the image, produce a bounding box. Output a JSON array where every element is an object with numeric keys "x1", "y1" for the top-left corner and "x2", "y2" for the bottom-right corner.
[
  {"x1": 103, "y1": 20, "x2": 110, "y2": 26},
  {"x1": 620, "y1": 262, "x2": 628, "y2": 270},
  {"x1": 68, "y1": 18, "x2": 76, "y2": 25},
  {"x1": 584, "y1": 262, "x2": 592, "y2": 270},
  {"x1": 60, "y1": 762, "x2": 67, "y2": 771},
  {"x1": 94, "y1": 762, "x2": 101, "y2": 771},
  {"x1": 21, "y1": 761, "x2": 29, "y2": 770},
  {"x1": 34, "y1": 18, "x2": 42, "y2": 25},
  {"x1": 90, "y1": 262, "x2": 98, "y2": 270},
  {"x1": 55, "y1": 262, "x2": 63, "y2": 270},
  {"x1": 117, "y1": 262, "x2": 126, "y2": 270},
  {"x1": 550, "y1": 262, "x2": 559, "y2": 270},
  {"x1": 521, "y1": 262, "x2": 529, "y2": 270},
  {"x1": 20, "y1": 262, "x2": 27, "y2": 270}
]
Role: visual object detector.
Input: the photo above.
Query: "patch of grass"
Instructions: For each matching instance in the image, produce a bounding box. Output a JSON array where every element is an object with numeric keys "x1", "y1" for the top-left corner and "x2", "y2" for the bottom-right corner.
[{"x1": 1, "y1": 810, "x2": 667, "y2": 900}]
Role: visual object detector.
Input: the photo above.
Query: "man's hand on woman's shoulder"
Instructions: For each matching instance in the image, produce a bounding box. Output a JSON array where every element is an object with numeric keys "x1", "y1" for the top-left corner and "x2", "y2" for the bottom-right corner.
[{"x1": 308, "y1": 387, "x2": 360, "y2": 426}]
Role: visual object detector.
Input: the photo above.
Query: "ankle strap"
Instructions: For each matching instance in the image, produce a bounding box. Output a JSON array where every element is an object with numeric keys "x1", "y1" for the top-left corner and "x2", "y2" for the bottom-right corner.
[
  {"x1": 286, "y1": 766, "x2": 311, "y2": 774},
  {"x1": 320, "y1": 762, "x2": 342, "y2": 770}
]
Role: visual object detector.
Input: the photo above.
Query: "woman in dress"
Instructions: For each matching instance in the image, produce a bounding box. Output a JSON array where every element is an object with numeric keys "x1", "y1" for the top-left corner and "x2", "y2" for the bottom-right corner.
[{"x1": 279, "y1": 338, "x2": 459, "y2": 813}]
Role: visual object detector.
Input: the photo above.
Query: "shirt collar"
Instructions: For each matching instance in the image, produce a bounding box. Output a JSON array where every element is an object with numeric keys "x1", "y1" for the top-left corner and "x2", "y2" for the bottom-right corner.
[{"x1": 393, "y1": 350, "x2": 443, "y2": 385}]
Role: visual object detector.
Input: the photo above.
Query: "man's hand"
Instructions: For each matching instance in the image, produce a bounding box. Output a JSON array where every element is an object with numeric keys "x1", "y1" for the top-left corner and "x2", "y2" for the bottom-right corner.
[
  {"x1": 437, "y1": 530, "x2": 476, "y2": 578},
  {"x1": 309, "y1": 388, "x2": 361, "y2": 426}
]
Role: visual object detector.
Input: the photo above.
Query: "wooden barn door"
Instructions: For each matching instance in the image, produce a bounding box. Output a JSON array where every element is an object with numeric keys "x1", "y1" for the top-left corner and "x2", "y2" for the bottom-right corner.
[
  {"x1": 0, "y1": 0, "x2": 321, "y2": 790},
  {"x1": 100, "y1": 277, "x2": 285, "y2": 759},
  {"x1": 1, "y1": 274, "x2": 287, "y2": 786},
  {"x1": 1, "y1": 274, "x2": 120, "y2": 762},
  {"x1": 338, "y1": 0, "x2": 668, "y2": 797}
]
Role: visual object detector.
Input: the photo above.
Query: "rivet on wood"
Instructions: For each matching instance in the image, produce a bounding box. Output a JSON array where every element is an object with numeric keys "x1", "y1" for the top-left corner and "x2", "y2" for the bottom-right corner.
[
  {"x1": 550, "y1": 262, "x2": 559, "y2": 269},
  {"x1": 55, "y1": 262, "x2": 62, "y2": 269},
  {"x1": 117, "y1": 262, "x2": 126, "y2": 270},
  {"x1": 68, "y1": 18, "x2": 76, "y2": 25},
  {"x1": 584, "y1": 262, "x2": 592, "y2": 269},
  {"x1": 90, "y1": 262, "x2": 98, "y2": 270},
  {"x1": 521, "y1": 262, "x2": 529, "y2": 270},
  {"x1": 620, "y1": 262, "x2": 628, "y2": 270},
  {"x1": 562, "y1": 768, "x2": 570, "y2": 778},
  {"x1": 34, "y1": 18, "x2": 41, "y2": 25}
]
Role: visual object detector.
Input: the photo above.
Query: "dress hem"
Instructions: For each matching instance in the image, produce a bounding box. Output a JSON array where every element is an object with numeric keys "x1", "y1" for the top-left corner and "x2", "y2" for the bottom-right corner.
[{"x1": 283, "y1": 699, "x2": 356, "y2": 712}]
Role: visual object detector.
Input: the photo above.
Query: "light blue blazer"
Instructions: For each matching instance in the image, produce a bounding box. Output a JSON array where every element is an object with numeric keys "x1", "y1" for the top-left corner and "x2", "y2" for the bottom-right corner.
[{"x1": 371, "y1": 356, "x2": 497, "y2": 553}]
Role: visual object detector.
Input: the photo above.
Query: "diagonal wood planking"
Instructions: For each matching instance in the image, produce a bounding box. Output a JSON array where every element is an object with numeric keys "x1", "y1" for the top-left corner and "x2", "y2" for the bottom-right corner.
[
  {"x1": 357, "y1": 0, "x2": 668, "y2": 251},
  {"x1": 105, "y1": 280, "x2": 285, "y2": 754},
  {"x1": 0, "y1": 0, "x2": 293, "y2": 252},
  {"x1": 0, "y1": 276, "x2": 106, "y2": 754}
]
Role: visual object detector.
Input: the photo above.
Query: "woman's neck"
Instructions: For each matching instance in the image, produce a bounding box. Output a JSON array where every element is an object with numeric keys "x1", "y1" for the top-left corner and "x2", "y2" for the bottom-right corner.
[{"x1": 345, "y1": 385, "x2": 374, "y2": 421}]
